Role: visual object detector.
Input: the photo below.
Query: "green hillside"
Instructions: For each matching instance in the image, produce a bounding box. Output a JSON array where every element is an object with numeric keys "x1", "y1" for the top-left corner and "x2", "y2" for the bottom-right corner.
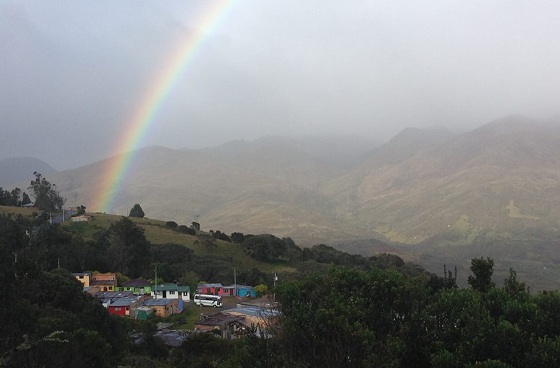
[
  {"x1": 0, "y1": 205, "x2": 422, "y2": 289},
  {"x1": 64, "y1": 212, "x2": 297, "y2": 275}
]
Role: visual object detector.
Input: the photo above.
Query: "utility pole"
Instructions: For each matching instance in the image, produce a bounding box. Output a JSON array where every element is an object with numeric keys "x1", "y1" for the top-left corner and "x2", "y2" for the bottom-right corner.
[
  {"x1": 273, "y1": 272, "x2": 278, "y2": 302},
  {"x1": 154, "y1": 264, "x2": 158, "y2": 299},
  {"x1": 234, "y1": 267, "x2": 237, "y2": 297},
  {"x1": 13, "y1": 252, "x2": 17, "y2": 278}
]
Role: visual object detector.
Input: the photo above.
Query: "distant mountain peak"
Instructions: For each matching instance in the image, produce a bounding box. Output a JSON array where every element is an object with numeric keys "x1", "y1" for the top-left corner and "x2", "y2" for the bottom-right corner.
[
  {"x1": 362, "y1": 126, "x2": 454, "y2": 167},
  {"x1": 0, "y1": 157, "x2": 56, "y2": 188}
]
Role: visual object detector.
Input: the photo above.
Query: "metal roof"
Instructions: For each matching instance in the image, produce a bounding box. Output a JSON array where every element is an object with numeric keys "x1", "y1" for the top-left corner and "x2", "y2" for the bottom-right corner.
[
  {"x1": 110, "y1": 297, "x2": 140, "y2": 307},
  {"x1": 143, "y1": 298, "x2": 176, "y2": 306},
  {"x1": 152, "y1": 283, "x2": 190, "y2": 292}
]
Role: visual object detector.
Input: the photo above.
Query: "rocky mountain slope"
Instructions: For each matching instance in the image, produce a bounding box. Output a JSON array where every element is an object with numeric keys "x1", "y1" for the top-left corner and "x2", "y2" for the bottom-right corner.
[
  {"x1": 34, "y1": 117, "x2": 560, "y2": 254},
  {"x1": 327, "y1": 116, "x2": 560, "y2": 244}
]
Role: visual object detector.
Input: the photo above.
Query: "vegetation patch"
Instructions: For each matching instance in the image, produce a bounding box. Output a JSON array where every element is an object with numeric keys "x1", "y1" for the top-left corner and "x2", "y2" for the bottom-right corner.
[{"x1": 507, "y1": 199, "x2": 540, "y2": 220}]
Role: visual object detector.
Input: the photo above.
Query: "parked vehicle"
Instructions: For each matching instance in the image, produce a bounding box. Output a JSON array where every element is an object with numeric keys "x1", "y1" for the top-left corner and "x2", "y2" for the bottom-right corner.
[{"x1": 193, "y1": 294, "x2": 223, "y2": 307}]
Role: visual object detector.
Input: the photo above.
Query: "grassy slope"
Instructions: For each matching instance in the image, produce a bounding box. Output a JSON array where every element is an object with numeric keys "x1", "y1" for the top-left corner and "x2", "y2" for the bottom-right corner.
[
  {"x1": 0, "y1": 206, "x2": 296, "y2": 274},
  {"x1": 0, "y1": 205, "x2": 35, "y2": 216}
]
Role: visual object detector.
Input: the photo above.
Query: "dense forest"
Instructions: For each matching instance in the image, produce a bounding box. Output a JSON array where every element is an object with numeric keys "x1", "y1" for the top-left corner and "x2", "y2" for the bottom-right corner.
[{"x1": 2, "y1": 205, "x2": 560, "y2": 367}]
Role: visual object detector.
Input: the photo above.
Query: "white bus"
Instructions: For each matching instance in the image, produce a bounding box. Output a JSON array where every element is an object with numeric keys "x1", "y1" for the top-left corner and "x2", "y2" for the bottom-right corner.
[{"x1": 193, "y1": 294, "x2": 223, "y2": 308}]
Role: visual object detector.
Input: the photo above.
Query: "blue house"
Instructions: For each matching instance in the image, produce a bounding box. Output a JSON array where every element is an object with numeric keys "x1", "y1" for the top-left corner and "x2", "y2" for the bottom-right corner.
[{"x1": 235, "y1": 285, "x2": 257, "y2": 298}]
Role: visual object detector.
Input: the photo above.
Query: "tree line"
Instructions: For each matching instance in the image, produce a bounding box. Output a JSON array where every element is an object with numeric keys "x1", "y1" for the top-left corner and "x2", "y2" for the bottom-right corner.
[{"x1": 0, "y1": 172, "x2": 65, "y2": 212}]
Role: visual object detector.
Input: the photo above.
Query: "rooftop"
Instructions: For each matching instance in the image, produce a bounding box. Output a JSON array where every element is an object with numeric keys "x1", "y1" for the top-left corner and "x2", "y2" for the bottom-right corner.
[
  {"x1": 143, "y1": 299, "x2": 176, "y2": 307},
  {"x1": 197, "y1": 283, "x2": 223, "y2": 288},
  {"x1": 122, "y1": 278, "x2": 151, "y2": 288},
  {"x1": 152, "y1": 283, "x2": 190, "y2": 292},
  {"x1": 110, "y1": 297, "x2": 142, "y2": 307}
]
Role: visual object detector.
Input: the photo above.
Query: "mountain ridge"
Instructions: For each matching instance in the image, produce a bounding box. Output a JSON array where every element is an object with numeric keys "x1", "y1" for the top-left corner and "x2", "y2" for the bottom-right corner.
[
  {"x1": 0, "y1": 156, "x2": 57, "y2": 188},
  {"x1": 12, "y1": 117, "x2": 560, "y2": 251}
]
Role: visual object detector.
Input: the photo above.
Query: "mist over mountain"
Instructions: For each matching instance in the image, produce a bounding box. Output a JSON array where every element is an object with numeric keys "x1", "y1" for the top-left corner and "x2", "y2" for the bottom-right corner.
[
  {"x1": 325, "y1": 115, "x2": 560, "y2": 244},
  {"x1": 37, "y1": 117, "x2": 560, "y2": 245},
  {"x1": 0, "y1": 157, "x2": 56, "y2": 188}
]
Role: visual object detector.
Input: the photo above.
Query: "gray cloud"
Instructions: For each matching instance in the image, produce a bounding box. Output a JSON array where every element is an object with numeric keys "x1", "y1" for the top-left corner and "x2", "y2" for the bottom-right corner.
[{"x1": 2, "y1": 0, "x2": 560, "y2": 169}]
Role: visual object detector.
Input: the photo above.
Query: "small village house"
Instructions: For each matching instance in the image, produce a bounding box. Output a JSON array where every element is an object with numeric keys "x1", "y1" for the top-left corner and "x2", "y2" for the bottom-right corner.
[
  {"x1": 107, "y1": 296, "x2": 145, "y2": 317},
  {"x1": 194, "y1": 313, "x2": 247, "y2": 339},
  {"x1": 235, "y1": 285, "x2": 257, "y2": 298},
  {"x1": 71, "y1": 214, "x2": 91, "y2": 222},
  {"x1": 88, "y1": 272, "x2": 117, "y2": 293},
  {"x1": 118, "y1": 278, "x2": 152, "y2": 295},
  {"x1": 152, "y1": 283, "x2": 190, "y2": 301},
  {"x1": 143, "y1": 298, "x2": 180, "y2": 318},
  {"x1": 197, "y1": 283, "x2": 224, "y2": 295}
]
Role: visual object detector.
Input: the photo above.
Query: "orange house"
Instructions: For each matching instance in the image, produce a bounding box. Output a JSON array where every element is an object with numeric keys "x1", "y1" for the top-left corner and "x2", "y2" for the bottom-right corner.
[{"x1": 89, "y1": 273, "x2": 117, "y2": 293}]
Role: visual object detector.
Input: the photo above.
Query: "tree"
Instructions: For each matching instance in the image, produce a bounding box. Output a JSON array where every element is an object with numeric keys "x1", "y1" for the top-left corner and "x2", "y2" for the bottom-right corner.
[
  {"x1": 9, "y1": 187, "x2": 21, "y2": 206},
  {"x1": 76, "y1": 205, "x2": 86, "y2": 215},
  {"x1": 211, "y1": 230, "x2": 231, "y2": 242},
  {"x1": 276, "y1": 266, "x2": 432, "y2": 367},
  {"x1": 230, "y1": 232, "x2": 245, "y2": 243},
  {"x1": 0, "y1": 216, "x2": 125, "y2": 368},
  {"x1": 504, "y1": 268, "x2": 526, "y2": 295},
  {"x1": 254, "y1": 283, "x2": 268, "y2": 296},
  {"x1": 243, "y1": 234, "x2": 287, "y2": 262},
  {"x1": 129, "y1": 203, "x2": 145, "y2": 218},
  {"x1": 177, "y1": 225, "x2": 196, "y2": 235},
  {"x1": 106, "y1": 217, "x2": 151, "y2": 278},
  {"x1": 165, "y1": 221, "x2": 178, "y2": 229},
  {"x1": 21, "y1": 192, "x2": 31, "y2": 206},
  {"x1": 468, "y1": 257, "x2": 495, "y2": 293},
  {"x1": 28, "y1": 172, "x2": 65, "y2": 212}
]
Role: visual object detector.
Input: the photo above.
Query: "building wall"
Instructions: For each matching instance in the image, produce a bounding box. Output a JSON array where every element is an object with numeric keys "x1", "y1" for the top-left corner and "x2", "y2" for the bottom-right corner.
[
  {"x1": 218, "y1": 288, "x2": 235, "y2": 296},
  {"x1": 119, "y1": 286, "x2": 152, "y2": 295},
  {"x1": 237, "y1": 288, "x2": 257, "y2": 298},
  {"x1": 91, "y1": 273, "x2": 117, "y2": 291},
  {"x1": 74, "y1": 274, "x2": 90, "y2": 287},
  {"x1": 148, "y1": 300, "x2": 179, "y2": 318},
  {"x1": 108, "y1": 306, "x2": 128, "y2": 316}
]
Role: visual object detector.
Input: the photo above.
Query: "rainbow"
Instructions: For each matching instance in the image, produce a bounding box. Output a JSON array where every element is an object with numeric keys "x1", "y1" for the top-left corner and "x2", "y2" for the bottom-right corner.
[{"x1": 93, "y1": 0, "x2": 236, "y2": 213}]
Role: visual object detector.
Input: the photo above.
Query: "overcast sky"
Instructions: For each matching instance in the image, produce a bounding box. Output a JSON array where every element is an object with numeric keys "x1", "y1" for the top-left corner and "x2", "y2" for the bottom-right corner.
[{"x1": 2, "y1": 1, "x2": 560, "y2": 169}]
